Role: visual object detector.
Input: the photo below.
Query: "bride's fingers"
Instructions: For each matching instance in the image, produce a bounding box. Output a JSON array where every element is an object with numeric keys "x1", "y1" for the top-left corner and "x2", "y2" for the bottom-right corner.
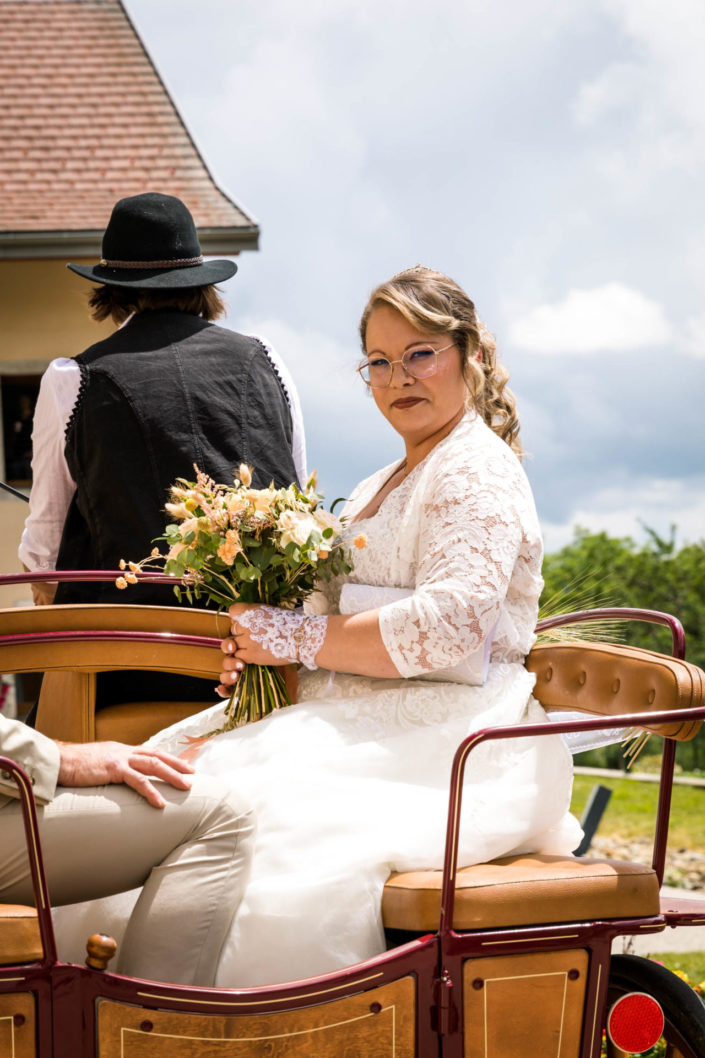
[
  {"x1": 221, "y1": 655, "x2": 244, "y2": 675},
  {"x1": 221, "y1": 635, "x2": 238, "y2": 656},
  {"x1": 218, "y1": 654, "x2": 245, "y2": 693},
  {"x1": 216, "y1": 672, "x2": 239, "y2": 694}
]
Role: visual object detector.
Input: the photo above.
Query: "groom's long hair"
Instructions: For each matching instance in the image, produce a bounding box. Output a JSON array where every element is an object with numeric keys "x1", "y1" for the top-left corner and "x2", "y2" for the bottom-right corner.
[{"x1": 87, "y1": 283, "x2": 227, "y2": 326}]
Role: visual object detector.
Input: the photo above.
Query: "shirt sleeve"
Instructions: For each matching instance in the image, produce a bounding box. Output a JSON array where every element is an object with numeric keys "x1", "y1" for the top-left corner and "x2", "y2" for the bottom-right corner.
[
  {"x1": 378, "y1": 452, "x2": 530, "y2": 677},
  {"x1": 0, "y1": 712, "x2": 61, "y2": 805},
  {"x1": 18, "y1": 359, "x2": 80, "y2": 572}
]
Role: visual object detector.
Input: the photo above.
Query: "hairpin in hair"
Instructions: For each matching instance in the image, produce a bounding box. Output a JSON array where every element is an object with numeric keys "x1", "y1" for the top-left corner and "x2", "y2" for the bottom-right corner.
[{"x1": 390, "y1": 263, "x2": 435, "y2": 281}]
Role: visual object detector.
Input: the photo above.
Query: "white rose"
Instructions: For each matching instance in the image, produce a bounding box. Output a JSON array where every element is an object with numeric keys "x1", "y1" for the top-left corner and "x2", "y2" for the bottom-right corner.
[
  {"x1": 313, "y1": 508, "x2": 342, "y2": 536},
  {"x1": 278, "y1": 510, "x2": 317, "y2": 547}
]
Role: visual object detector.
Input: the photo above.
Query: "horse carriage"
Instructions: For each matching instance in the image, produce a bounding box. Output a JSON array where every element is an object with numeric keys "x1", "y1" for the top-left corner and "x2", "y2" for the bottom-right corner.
[{"x1": 2, "y1": 570, "x2": 705, "y2": 1057}]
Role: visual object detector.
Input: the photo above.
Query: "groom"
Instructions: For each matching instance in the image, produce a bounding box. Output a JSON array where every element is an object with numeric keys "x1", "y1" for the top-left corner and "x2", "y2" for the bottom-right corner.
[
  {"x1": 20, "y1": 191, "x2": 305, "y2": 609},
  {"x1": 19, "y1": 192, "x2": 306, "y2": 715}
]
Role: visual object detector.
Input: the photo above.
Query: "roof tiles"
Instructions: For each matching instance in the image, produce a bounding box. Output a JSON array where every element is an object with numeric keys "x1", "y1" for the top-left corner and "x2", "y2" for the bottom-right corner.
[{"x1": 0, "y1": 0, "x2": 257, "y2": 247}]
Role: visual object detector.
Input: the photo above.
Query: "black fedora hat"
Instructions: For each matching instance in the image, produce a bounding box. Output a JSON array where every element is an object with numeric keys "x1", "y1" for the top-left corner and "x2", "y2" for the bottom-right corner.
[{"x1": 67, "y1": 192, "x2": 237, "y2": 289}]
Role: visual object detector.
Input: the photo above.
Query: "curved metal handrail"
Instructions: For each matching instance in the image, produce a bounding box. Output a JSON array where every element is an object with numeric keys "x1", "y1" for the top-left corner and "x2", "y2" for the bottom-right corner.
[
  {"x1": 536, "y1": 606, "x2": 686, "y2": 660},
  {"x1": 0, "y1": 570, "x2": 181, "y2": 587},
  {"x1": 438, "y1": 702, "x2": 705, "y2": 942},
  {"x1": 0, "y1": 756, "x2": 57, "y2": 966}
]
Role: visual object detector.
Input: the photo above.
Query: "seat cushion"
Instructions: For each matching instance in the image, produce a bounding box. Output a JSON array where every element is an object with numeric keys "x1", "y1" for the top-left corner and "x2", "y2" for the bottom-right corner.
[
  {"x1": 0, "y1": 905, "x2": 43, "y2": 964},
  {"x1": 382, "y1": 853, "x2": 660, "y2": 932}
]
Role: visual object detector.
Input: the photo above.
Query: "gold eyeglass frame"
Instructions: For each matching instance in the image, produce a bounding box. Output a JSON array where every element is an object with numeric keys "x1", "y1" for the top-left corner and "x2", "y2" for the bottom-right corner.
[{"x1": 357, "y1": 343, "x2": 456, "y2": 388}]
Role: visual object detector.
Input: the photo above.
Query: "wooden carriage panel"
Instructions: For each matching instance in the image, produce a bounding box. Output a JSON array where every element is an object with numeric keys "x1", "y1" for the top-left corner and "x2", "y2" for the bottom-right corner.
[
  {"x1": 462, "y1": 949, "x2": 589, "y2": 1058},
  {"x1": 96, "y1": 975, "x2": 416, "y2": 1057},
  {"x1": 0, "y1": 992, "x2": 37, "y2": 1058}
]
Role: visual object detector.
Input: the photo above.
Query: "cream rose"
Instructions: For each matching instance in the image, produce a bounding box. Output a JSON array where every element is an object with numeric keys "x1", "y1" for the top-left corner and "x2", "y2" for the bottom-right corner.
[
  {"x1": 313, "y1": 508, "x2": 342, "y2": 535},
  {"x1": 278, "y1": 510, "x2": 317, "y2": 548}
]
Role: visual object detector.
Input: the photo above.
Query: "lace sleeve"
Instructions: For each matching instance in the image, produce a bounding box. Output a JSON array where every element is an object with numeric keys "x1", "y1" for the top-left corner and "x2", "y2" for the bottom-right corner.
[{"x1": 378, "y1": 448, "x2": 537, "y2": 677}]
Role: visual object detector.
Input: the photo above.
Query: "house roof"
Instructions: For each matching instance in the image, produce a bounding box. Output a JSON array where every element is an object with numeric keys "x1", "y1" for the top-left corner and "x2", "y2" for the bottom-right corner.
[{"x1": 0, "y1": 0, "x2": 258, "y2": 257}]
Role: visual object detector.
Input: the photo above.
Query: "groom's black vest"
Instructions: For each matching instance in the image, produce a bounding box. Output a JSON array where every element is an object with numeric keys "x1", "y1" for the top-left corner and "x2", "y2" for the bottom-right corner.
[
  {"x1": 55, "y1": 309, "x2": 297, "y2": 607},
  {"x1": 52, "y1": 309, "x2": 298, "y2": 708}
]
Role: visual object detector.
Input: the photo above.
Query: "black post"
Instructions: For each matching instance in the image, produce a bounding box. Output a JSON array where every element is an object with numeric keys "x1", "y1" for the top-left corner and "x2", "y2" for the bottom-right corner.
[
  {"x1": 0, "y1": 480, "x2": 30, "y2": 501},
  {"x1": 573, "y1": 783, "x2": 613, "y2": 857}
]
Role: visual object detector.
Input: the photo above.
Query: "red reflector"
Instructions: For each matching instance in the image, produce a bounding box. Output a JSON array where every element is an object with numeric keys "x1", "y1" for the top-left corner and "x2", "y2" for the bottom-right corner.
[{"x1": 608, "y1": 992, "x2": 665, "y2": 1053}]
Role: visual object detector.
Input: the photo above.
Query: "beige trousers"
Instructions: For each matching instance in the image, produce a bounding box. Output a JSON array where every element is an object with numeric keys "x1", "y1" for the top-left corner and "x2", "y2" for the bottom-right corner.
[{"x1": 0, "y1": 775, "x2": 254, "y2": 986}]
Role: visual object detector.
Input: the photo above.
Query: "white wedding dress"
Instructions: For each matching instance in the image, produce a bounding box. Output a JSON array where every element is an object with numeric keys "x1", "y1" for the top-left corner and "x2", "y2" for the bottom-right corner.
[{"x1": 53, "y1": 412, "x2": 582, "y2": 986}]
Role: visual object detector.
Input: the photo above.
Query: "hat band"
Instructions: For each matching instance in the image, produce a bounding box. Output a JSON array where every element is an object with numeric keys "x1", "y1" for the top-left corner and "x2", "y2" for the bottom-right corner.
[{"x1": 99, "y1": 255, "x2": 204, "y2": 269}]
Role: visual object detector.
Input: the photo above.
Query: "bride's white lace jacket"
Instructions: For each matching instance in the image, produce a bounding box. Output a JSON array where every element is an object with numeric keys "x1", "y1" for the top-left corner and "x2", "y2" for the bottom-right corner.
[{"x1": 308, "y1": 411, "x2": 543, "y2": 684}]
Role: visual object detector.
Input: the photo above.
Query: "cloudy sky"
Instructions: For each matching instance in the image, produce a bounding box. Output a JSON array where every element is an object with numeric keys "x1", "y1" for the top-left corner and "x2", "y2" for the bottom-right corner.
[{"x1": 126, "y1": 0, "x2": 705, "y2": 551}]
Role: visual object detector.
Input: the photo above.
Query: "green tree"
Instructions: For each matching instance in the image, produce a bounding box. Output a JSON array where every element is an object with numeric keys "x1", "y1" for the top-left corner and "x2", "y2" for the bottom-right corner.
[{"x1": 540, "y1": 528, "x2": 705, "y2": 771}]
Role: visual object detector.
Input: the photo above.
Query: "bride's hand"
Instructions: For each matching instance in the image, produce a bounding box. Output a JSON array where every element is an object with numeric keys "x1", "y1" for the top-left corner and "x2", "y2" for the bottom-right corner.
[
  {"x1": 223, "y1": 603, "x2": 289, "y2": 662},
  {"x1": 217, "y1": 603, "x2": 327, "y2": 695},
  {"x1": 217, "y1": 603, "x2": 290, "y2": 696}
]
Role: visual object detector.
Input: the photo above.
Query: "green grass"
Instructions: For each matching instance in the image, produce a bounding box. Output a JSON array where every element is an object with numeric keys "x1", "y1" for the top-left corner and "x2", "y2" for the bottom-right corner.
[
  {"x1": 570, "y1": 774, "x2": 705, "y2": 850},
  {"x1": 649, "y1": 951, "x2": 705, "y2": 984}
]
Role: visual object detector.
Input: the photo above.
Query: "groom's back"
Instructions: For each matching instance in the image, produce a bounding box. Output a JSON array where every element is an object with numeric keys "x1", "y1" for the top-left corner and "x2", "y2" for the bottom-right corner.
[{"x1": 55, "y1": 309, "x2": 296, "y2": 605}]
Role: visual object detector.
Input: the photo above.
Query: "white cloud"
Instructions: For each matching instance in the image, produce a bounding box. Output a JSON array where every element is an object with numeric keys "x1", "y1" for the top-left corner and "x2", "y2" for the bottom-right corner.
[
  {"x1": 574, "y1": 0, "x2": 705, "y2": 184},
  {"x1": 508, "y1": 283, "x2": 672, "y2": 354},
  {"x1": 541, "y1": 476, "x2": 705, "y2": 553},
  {"x1": 682, "y1": 314, "x2": 705, "y2": 359},
  {"x1": 235, "y1": 315, "x2": 400, "y2": 498},
  {"x1": 572, "y1": 61, "x2": 644, "y2": 127}
]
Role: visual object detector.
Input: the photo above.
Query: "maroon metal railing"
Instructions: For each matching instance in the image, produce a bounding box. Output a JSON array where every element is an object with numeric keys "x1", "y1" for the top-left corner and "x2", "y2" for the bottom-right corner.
[
  {"x1": 1, "y1": 570, "x2": 179, "y2": 587},
  {"x1": 536, "y1": 606, "x2": 686, "y2": 660},
  {"x1": 439, "y1": 606, "x2": 700, "y2": 944},
  {"x1": 0, "y1": 756, "x2": 57, "y2": 965}
]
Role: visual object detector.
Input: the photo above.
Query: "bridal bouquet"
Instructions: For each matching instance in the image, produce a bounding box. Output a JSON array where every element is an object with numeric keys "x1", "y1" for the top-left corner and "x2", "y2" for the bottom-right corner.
[{"x1": 121, "y1": 465, "x2": 351, "y2": 733}]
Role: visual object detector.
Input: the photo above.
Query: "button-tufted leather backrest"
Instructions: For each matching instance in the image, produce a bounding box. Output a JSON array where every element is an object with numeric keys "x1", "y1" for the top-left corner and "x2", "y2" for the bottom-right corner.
[{"x1": 526, "y1": 641, "x2": 704, "y2": 740}]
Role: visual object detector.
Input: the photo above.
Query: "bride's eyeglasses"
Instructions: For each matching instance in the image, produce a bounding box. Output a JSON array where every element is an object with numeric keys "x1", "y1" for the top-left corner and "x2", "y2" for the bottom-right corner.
[{"x1": 357, "y1": 343, "x2": 455, "y2": 388}]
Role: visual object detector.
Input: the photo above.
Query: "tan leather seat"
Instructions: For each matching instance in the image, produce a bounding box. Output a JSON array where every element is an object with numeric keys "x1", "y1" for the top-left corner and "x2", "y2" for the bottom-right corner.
[
  {"x1": 0, "y1": 905, "x2": 43, "y2": 964},
  {"x1": 382, "y1": 853, "x2": 660, "y2": 932}
]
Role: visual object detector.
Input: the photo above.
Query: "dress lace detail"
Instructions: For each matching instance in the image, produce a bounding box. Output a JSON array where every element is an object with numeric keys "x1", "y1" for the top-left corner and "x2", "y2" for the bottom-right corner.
[
  {"x1": 236, "y1": 607, "x2": 327, "y2": 670},
  {"x1": 329, "y1": 412, "x2": 543, "y2": 677}
]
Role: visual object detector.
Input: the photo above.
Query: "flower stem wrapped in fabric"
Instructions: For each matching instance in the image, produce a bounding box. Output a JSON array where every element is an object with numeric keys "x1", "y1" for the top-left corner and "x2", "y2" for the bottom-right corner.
[{"x1": 124, "y1": 464, "x2": 351, "y2": 734}]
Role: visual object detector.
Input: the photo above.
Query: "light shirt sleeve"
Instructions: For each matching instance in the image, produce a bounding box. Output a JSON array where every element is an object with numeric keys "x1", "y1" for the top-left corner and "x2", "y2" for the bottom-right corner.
[
  {"x1": 18, "y1": 358, "x2": 80, "y2": 572},
  {"x1": 0, "y1": 712, "x2": 61, "y2": 805},
  {"x1": 249, "y1": 334, "x2": 308, "y2": 486}
]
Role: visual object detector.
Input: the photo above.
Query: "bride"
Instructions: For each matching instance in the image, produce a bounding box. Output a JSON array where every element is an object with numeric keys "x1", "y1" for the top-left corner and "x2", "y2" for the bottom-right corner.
[{"x1": 53, "y1": 266, "x2": 582, "y2": 986}]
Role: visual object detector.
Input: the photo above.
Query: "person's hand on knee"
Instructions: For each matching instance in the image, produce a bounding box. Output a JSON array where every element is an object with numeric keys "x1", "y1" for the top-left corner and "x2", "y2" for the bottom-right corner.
[{"x1": 57, "y1": 742, "x2": 195, "y2": 808}]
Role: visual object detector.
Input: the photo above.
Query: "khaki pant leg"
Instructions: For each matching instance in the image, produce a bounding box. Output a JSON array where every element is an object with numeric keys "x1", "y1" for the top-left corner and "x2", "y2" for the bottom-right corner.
[{"x1": 0, "y1": 775, "x2": 255, "y2": 986}]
